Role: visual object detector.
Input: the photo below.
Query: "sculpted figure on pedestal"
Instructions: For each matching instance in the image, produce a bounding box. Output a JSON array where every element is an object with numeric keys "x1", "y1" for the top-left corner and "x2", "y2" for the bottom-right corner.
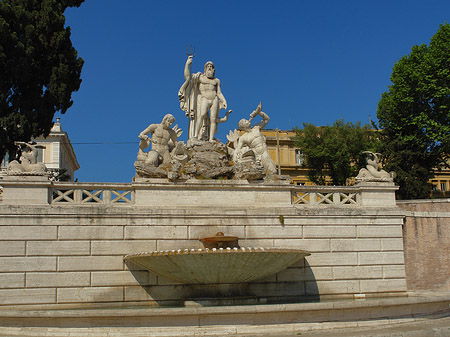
[
  {"x1": 136, "y1": 58, "x2": 279, "y2": 181},
  {"x1": 228, "y1": 102, "x2": 277, "y2": 177},
  {"x1": 178, "y1": 55, "x2": 230, "y2": 142},
  {"x1": 7, "y1": 141, "x2": 47, "y2": 175},
  {"x1": 136, "y1": 114, "x2": 184, "y2": 168},
  {"x1": 356, "y1": 151, "x2": 393, "y2": 182}
]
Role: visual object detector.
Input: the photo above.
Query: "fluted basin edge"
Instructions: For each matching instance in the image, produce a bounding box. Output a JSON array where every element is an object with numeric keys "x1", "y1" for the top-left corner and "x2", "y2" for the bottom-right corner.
[{"x1": 124, "y1": 247, "x2": 311, "y2": 285}]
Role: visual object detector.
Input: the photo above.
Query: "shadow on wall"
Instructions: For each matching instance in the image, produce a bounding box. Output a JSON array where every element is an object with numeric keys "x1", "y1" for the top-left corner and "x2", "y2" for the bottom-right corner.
[{"x1": 126, "y1": 258, "x2": 319, "y2": 306}]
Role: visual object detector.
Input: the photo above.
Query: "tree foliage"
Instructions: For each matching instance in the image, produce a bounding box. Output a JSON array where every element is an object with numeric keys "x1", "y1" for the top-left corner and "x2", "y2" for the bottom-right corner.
[
  {"x1": 377, "y1": 23, "x2": 450, "y2": 199},
  {"x1": 293, "y1": 119, "x2": 379, "y2": 186},
  {"x1": 0, "y1": 0, "x2": 84, "y2": 160}
]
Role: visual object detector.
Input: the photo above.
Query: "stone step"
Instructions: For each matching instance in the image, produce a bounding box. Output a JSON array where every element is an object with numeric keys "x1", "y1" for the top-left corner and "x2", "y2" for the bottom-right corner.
[{"x1": 0, "y1": 292, "x2": 448, "y2": 336}]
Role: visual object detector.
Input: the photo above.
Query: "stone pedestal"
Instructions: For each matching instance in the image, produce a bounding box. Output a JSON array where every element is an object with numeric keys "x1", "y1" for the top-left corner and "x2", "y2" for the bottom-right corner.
[
  {"x1": 133, "y1": 178, "x2": 292, "y2": 207},
  {"x1": 357, "y1": 181, "x2": 398, "y2": 207},
  {"x1": 1, "y1": 176, "x2": 51, "y2": 205}
]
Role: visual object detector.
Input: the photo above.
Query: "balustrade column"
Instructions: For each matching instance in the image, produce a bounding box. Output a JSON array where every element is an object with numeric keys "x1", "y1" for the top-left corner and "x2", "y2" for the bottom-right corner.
[{"x1": 103, "y1": 190, "x2": 111, "y2": 203}]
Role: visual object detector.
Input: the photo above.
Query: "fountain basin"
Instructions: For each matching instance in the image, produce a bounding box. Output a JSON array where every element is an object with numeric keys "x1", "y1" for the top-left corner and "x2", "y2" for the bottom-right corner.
[{"x1": 124, "y1": 247, "x2": 310, "y2": 284}]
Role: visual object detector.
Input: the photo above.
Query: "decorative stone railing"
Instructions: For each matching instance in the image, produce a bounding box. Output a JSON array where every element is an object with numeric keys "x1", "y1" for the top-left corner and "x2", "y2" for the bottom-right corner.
[
  {"x1": 291, "y1": 186, "x2": 360, "y2": 206},
  {"x1": 0, "y1": 177, "x2": 399, "y2": 208},
  {"x1": 51, "y1": 183, "x2": 134, "y2": 205}
]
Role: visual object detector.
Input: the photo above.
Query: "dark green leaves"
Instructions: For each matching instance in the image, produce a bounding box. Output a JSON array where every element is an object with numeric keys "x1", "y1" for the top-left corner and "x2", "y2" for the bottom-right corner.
[
  {"x1": 293, "y1": 120, "x2": 379, "y2": 186},
  {"x1": 0, "y1": 0, "x2": 84, "y2": 160},
  {"x1": 377, "y1": 23, "x2": 450, "y2": 199}
]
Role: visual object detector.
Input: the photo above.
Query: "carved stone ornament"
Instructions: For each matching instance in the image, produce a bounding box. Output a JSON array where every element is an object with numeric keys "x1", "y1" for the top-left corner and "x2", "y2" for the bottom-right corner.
[
  {"x1": 7, "y1": 142, "x2": 47, "y2": 176},
  {"x1": 356, "y1": 151, "x2": 394, "y2": 182}
]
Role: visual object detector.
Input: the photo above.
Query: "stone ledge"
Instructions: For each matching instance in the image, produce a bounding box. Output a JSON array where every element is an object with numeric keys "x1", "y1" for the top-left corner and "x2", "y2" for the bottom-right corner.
[
  {"x1": 0, "y1": 315, "x2": 449, "y2": 337},
  {"x1": 0, "y1": 204, "x2": 407, "y2": 217},
  {"x1": 0, "y1": 292, "x2": 447, "y2": 323}
]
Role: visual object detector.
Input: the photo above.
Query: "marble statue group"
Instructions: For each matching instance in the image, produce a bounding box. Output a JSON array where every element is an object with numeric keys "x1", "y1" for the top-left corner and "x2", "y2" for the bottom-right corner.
[
  {"x1": 3, "y1": 53, "x2": 395, "y2": 185},
  {"x1": 134, "y1": 55, "x2": 277, "y2": 181}
]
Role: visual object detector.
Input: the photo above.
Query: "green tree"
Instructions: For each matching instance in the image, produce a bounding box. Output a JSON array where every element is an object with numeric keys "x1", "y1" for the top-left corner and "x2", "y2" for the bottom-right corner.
[
  {"x1": 0, "y1": 0, "x2": 84, "y2": 161},
  {"x1": 377, "y1": 23, "x2": 450, "y2": 199},
  {"x1": 293, "y1": 119, "x2": 379, "y2": 186}
]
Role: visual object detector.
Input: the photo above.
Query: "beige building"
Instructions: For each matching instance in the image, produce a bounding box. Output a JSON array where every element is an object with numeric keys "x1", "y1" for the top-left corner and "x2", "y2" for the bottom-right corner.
[
  {"x1": 431, "y1": 165, "x2": 450, "y2": 196},
  {"x1": 1, "y1": 118, "x2": 79, "y2": 181},
  {"x1": 263, "y1": 129, "x2": 450, "y2": 193},
  {"x1": 263, "y1": 129, "x2": 315, "y2": 186}
]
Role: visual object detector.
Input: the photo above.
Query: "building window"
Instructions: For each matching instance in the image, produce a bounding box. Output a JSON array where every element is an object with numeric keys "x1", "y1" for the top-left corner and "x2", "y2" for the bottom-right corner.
[
  {"x1": 37, "y1": 147, "x2": 44, "y2": 163},
  {"x1": 295, "y1": 150, "x2": 304, "y2": 165},
  {"x1": 440, "y1": 182, "x2": 447, "y2": 191}
]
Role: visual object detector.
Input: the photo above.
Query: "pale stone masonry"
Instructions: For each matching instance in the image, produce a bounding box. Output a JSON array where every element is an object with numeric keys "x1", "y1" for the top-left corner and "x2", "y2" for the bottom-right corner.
[{"x1": 0, "y1": 178, "x2": 407, "y2": 306}]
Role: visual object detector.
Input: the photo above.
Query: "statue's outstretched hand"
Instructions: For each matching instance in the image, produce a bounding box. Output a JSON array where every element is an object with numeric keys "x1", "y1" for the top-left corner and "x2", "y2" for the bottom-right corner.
[{"x1": 172, "y1": 124, "x2": 183, "y2": 138}]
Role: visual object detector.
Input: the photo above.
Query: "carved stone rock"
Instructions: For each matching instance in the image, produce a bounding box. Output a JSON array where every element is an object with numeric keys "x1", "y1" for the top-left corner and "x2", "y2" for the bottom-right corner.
[
  {"x1": 233, "y1": 161, "x2": 265, "y2": 180},
  {"x1": 135, "y1": 140, "x2": 234, "y2": 181},
  {"x1": 184, "y1": 141, "x2": 234, "y2": 179},
  {"x1": 134, "y1": 161, "x2": 168, "y2": 179}
]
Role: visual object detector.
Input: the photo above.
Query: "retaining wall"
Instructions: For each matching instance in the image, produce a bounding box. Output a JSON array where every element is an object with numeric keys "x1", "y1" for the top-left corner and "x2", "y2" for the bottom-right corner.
[
  {"x1": 0, "y1": 179, "x2": 407, "y2": 307},
  {"x1": 398, "y1": 199, "x2": 450, "y2": 291}
]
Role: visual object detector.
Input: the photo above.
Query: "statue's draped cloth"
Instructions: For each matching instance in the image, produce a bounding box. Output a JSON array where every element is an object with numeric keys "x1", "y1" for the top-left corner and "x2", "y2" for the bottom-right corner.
[{"x1": 178, "y1": 72, "x2": 203, "y2": 139}]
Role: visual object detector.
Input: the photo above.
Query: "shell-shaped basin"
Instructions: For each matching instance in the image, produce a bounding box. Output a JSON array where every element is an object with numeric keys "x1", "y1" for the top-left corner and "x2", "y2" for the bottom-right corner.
[{"x1": 124, "y1": 247, "x2": 310, "y2": 284}]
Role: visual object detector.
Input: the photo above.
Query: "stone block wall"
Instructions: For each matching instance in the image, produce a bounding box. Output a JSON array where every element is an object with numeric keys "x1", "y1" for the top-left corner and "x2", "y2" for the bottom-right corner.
[
  {"x1": 398, "y1": 199, "x2": 450, "y2": 291},
  {"x1": 0, "y1": 201, "x2": 407, "y2": 307}
]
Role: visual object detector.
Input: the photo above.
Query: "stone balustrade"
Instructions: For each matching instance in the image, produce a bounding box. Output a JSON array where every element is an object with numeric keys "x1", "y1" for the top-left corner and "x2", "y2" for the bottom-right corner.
[
  {"x1": 292, "y1": 186, "x2": 360, "y2": 205},
  {"x1": 291, "y1": 182, "x2": 398, "y2": 207},
  {"x1": 0, "y1": 177, "x2": 399, "y2": 208},
  {"x1": 51, "y1": 182, "x2": 134, "y2": 205}
]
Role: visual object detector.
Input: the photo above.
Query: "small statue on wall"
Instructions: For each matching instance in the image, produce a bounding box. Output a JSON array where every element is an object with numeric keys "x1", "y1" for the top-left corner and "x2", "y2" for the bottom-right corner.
[
  {"x1": 356, "y1": 151, "x2": 393, "y2": 182},
  {"x1": 7, "y1": 141, "x2": 47, "y2": 176}
]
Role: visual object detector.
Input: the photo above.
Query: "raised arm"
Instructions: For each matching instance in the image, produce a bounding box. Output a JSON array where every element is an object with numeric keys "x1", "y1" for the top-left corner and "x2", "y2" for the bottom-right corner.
[
  {"x1": 249, "y1": 102, "x2": 270, "y2": 129},
  {"x1": 184, "y1": 56, "x2": 193, "y2": 81},
  {"x1": 255, "y1": 110, "x2": 270, "y2": 129}
]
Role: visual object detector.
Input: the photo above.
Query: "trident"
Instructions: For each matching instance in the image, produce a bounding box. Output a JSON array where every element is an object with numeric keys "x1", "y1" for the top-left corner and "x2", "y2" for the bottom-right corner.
[
  {"x1": 186, "y1": 45, "x2": 195, "y2": 138},
  {"x1": 186, "y1": 45, "x2": 195, "y2": 57}
]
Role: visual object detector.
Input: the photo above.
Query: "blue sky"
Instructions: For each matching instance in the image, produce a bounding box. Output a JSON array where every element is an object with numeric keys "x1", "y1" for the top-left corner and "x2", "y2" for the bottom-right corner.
[{"x1": 59, "y1": 0, "x2": 450, "y2": 182}]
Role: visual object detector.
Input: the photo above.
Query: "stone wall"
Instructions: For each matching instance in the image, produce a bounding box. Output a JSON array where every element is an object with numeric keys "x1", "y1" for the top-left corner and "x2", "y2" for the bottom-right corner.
[
  {"x1": 397, "y1": 199, "x2": 450, "y2": 291},
  {"x1": 0, "y1": 180, "x2": 407, "y2": 307}
]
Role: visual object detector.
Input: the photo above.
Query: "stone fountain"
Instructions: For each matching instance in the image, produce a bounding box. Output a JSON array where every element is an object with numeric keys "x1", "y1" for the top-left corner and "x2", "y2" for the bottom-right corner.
[
  {"x1": 124, "y1": 233, "x2": 310, "y2": 285},
  {"x1": 0, "y1": 54, "x2": 420, "y2": 337}
]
